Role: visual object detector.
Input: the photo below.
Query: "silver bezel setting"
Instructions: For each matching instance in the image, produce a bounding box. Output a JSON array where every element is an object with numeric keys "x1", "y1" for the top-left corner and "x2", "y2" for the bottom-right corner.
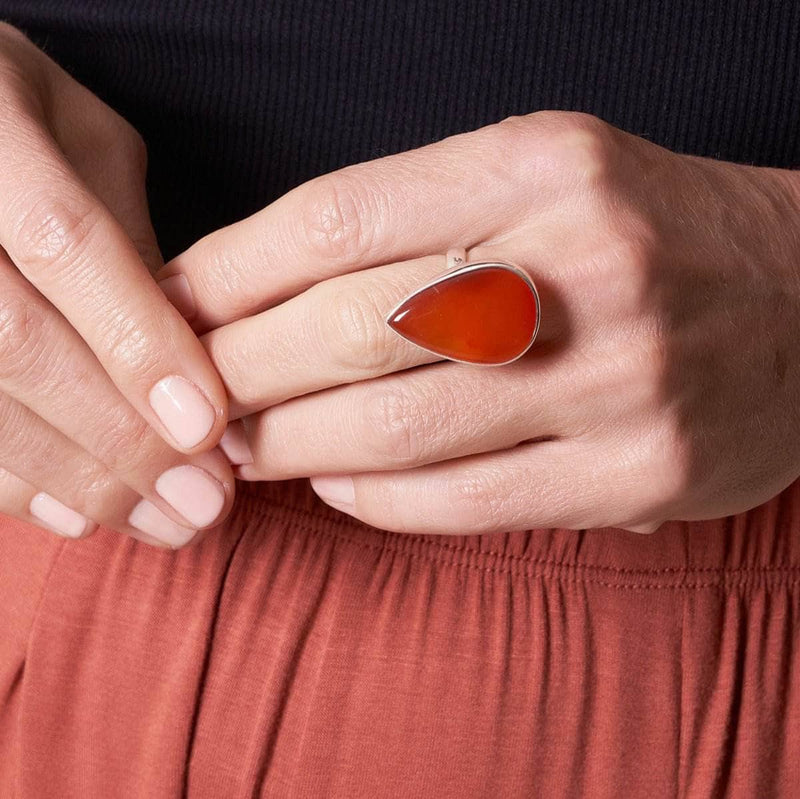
[{"x1": 384, "y1": 260, "x2": 541, "y2": 366}]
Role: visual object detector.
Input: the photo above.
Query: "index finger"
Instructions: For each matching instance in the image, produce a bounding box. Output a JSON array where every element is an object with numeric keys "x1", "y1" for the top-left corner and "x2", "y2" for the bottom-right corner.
[
  {"x1": 157, "y1": 112, "x2": 575, "y2": 332},
  {"x1": 0, "y1": 83, "x2": 229, "y2": 453}
]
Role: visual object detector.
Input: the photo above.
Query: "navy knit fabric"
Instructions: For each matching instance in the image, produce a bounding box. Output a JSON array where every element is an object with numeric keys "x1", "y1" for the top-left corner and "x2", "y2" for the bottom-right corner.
[{"x1": 1, "y1": 0, "x2": 798, "y2": 257}]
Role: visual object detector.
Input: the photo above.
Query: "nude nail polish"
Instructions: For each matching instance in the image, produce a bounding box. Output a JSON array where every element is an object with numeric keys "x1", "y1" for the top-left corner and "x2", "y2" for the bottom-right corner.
[
  {"x1": 155, "y1": 465, "x2": 225, "y2": 528},
  {"x1": 128, "y1": 499, "x2": 197, "y2": 548},
  {"x1": 149, "y1": 375, "x2": 216, "y2": 449},
  {"x1": 219, "y1": 421, "x2": 254, "y2": 465},
  {"x1": 29, "y1": 492, "x2": 92, "y2": 539}
]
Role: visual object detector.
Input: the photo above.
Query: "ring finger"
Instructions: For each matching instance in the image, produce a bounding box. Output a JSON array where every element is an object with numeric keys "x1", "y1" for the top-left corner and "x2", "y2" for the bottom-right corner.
[{"x1": 203, "y1": 250, "x2": 563, "y2": 419}]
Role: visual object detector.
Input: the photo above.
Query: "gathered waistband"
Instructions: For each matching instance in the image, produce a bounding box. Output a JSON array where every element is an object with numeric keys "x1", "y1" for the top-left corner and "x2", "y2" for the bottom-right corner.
[{"x1": 236, "y1": 477, "x2": 800, "y2": 592}]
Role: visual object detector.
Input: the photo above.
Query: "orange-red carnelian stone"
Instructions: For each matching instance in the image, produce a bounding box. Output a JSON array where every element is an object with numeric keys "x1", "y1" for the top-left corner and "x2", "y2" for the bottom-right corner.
[{"x1": 388, "y1": 266, "x2": 538, "y2": 364}]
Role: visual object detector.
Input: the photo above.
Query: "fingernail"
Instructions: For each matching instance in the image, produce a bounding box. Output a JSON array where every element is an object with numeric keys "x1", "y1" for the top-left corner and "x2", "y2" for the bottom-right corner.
[
  {"x1": 156, "y1": 465, "x2": 225, "y2": 527},
  {"x1": 219, "y1": 421, "x2": 254, "y2": 465},
  {"x1": 29, "y1": 492, "x2": 93, "y2": 538},
  {"x1": 158, "y1": 274, "x2": 196, "y2": 319},
  {"x1": 310, "y1": 475, "x2": 354, "y2": 510},
  {"x1": 149, "y1": 375, "x2": 216, "y2": 449},
  {"x1": 128, "y1": 499, "x2": 197, "y2": 548}
]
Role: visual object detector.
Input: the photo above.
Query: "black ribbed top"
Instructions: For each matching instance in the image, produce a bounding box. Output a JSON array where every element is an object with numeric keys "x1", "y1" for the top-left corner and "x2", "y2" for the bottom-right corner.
[{"x1": 1, "y1": 0, "x2": 799, "y2": 257}]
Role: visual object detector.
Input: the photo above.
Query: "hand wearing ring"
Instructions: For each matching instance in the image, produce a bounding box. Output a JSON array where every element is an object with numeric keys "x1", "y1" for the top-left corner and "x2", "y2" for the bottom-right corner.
[{"x1": 159, "y1": 111, "x2": 800, "y2": 538}]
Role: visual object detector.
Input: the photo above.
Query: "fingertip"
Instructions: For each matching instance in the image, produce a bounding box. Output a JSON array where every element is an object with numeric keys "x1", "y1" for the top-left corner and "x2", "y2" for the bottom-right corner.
[
  {"x1": 157, "y1": 273, "x2": 197, "y2": 320},
  {"x1": 29, "y1": 492, "x2": 98, "y2": 540},
  {"x1": 193, "y1": 448, "x2": 238, "y2": 525},
  {"x1": 126, "y1": 526, "x2": 182, "y2": 550},
  {"x1": 309, "y1": 475, "x2": 355, "y2": 512},
  {"x1": 219, "y1": 420, "x2": 254, "y2": 466},
  {"x1": 232, "y1": 464, "x2": 257, "y2": 481},
  {"x1": 153, "y1": 256, "x2": 181, "y2": 283},
  {"x1": 148, "y1": 374, "x2": 228, "y2": 454},
  {"x1": 126, "y1": 517, "x2": 222, "y2": 551},
  {"x1": 81, "y1": 520, "x2": 101, "y2": 539}
]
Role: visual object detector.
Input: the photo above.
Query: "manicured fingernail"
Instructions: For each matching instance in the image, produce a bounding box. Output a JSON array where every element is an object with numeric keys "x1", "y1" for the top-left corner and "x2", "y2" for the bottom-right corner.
[
  {"x1": 155, "y1": 465, "x2": 225, "y2": 527},
  {"x1": 29, "y1": 492, "x2": 93, "y2": 538},
  {"x1": 310, "y1": 475, "x2": 354, "y2": 510},
  {"x1": 219, "y1": 421, "x2": 254, "y2": 465},
  {"x1": 158, "y1": 274, "x2": 196, "y2": 319},
  {"x1": 128, "y1": 499, "x2": 197, "y2": 548},
  {"x1": 149, "y1": 375, "x2": 216, "y2": 449}
]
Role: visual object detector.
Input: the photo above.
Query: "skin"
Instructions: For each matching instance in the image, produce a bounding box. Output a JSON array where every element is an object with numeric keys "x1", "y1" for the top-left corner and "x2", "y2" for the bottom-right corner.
[
  {"x1": 3, "y1": 25, "x2": 800, "y2": 544},
  {"x1": 160, "y1": 109, "x2": 800, "y2": 537},
  {"x1": 0, "y1": 24, "x2": 235, "y2": 547}
]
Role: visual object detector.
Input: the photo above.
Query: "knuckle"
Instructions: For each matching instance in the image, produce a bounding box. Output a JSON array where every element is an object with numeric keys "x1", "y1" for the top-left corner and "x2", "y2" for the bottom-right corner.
[
  {"x1": 496, "y1": 110, "x2": 593, "y2": 143},
  {"x1": 210, "y1": 334, "x2": 262, "y2": 408},
  {"x1": 93, "y1": 405, "x2": 153, "y2": 474},
  {"x1": 11, "y1": 193, "x2": 99, "y2": 277},
  {"x1": 24, "y1": 433, "x2": 63, "y2": 478},
  {"x1": 553, "y1": 114, "x2": 615, "y2": 193},
  {"x1": 493, "y1": 114, "x2": 535, "y2": 149},
  {"x1": 531, "y1": 108, "x2": 595, "y2": 131},
  {"x1": 321, "y1": 283, "x2": 398, "y2": 373},
  {"x1": 570, "y1": 134, "x2": 613, "y2": 191},
  {"x1": 490, "y1": 111, "x2": 615, "y2": 207},
  {"x1": 194, "y1": 245, "x2": 253, "y2": 316},
  {"x1": 0, "y1": 290, "x2": 49, "y2": 380},
  {"x1": 62, "y1": 459, "x2": 111, "y2": 502},
  {"x1": 98, "y1": 313, "x2": 161, "y2": 380},
  {"x1": 0, "y1": 396, "x2": 32, "y2": 452},
  {"x1": 361, "y1": 386, "x2": 426, "y2": 465},
  {"x1": 299, "y1": 174, "x2": 376, "y2": 264},
  {"x1": 71, "y1": 467, "x2": 121, "y2": 517},
  {"x1": 476, "y1": 116, "x2": 540, "y2": 190},
  {"x1": 447, "y1": 469, "x2": 509, "y2": 531}
]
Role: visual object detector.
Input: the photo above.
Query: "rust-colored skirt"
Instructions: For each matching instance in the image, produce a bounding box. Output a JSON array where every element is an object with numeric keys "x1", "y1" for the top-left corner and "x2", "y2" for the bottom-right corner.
[{"x1": 1, "y1": 478, "x2": 798, "y2": 798}]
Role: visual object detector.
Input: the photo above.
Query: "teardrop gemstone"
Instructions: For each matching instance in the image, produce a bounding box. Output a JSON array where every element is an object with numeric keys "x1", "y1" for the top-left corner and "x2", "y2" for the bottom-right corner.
[{"x1": 387, "y1": 264, "x2": 539, "y2": 365}]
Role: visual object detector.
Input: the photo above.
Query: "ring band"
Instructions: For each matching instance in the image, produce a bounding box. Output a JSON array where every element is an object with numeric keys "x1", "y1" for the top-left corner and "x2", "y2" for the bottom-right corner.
[
  {"x1": 386, "y1": 249, "x2": 541, "y2": 366},
  {"x1": 446, "y1": 247, "x2": 467, "y2": 270}
]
